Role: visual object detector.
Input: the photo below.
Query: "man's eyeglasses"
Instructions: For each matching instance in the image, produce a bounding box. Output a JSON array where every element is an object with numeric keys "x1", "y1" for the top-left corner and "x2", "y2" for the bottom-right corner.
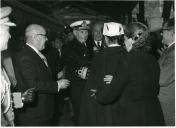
[
  {"x1": 36, "y1": 34, "x2": 47, "y2": 37},
  {"x1": 36, "y1": 34, "x2": 48, "y2": 40}
]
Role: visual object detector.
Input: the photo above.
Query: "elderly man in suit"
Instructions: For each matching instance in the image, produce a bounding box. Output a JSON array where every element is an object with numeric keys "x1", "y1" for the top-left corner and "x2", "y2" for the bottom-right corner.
[
  {"x1": 158, "y1": 18, "x2": 175, "y2": 126},
  {"x1": 90, "y1": 21, "x2": 105, "y2": 54},
  {"x1": 14, "y1": 24, "x2": 70, "y2": 126}
]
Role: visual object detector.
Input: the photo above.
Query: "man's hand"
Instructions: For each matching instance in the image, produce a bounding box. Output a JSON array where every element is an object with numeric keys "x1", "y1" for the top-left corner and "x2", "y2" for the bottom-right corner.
[
  {"x1": 22, "y1": 88, "x2": 35, "y2": 103},
  {"x1": 157, "y1": 44, "x2": 168, "y2": 56},
  {"x1": 57, "y1": 71, "x2": 64, "y2": 80},
  {"x1": 57, "y1": 79, "x2": 70, "y2": 90},
  {"x1": 89, "y1": 89, "x2": 97, "y2": 98},
  {"x1": 157, "y1": 47, "x2": 165, "y2": 56},
  {"x1": 104, "y1": 75, "x2": 113, "y2": 84}
]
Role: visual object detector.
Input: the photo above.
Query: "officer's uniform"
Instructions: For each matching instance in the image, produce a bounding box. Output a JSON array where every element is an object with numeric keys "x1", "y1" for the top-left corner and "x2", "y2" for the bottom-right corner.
[{"x1": 62, "y1": 20, "x2": 93, "y2": 125}]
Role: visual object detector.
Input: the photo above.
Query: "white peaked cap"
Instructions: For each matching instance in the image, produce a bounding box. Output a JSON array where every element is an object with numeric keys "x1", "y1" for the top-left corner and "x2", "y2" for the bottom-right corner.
[
  {"x1": 70, "y1": 20, "x2": 91, "y2": 30},
  {"x1": 103, "y1": 22, "x2": 124, "y2": 37},
  {"x1": 0, "y1": 6, "x2": 16, "y2": 27}
]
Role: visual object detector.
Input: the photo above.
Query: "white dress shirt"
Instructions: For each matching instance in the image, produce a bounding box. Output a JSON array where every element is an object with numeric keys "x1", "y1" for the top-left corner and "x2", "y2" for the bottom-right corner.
[{"x1": 94, "y1": 40, "x2": 102, "y2": 47}]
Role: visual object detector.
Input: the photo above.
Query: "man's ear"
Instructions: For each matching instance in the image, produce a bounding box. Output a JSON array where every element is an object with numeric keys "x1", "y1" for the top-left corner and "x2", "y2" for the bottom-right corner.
[
  {"x1": 32, "y1": 34, "x2": 38, "y2": 41},
  {"x1": 104, "y1": 36, "x2": 109, "y2": 45},
  {"x1": 104, "y1": 36, "x2": 108, "y2": 42},
  {"x1": 73, "y1": 30, "x2": 77, "y2": 37}
]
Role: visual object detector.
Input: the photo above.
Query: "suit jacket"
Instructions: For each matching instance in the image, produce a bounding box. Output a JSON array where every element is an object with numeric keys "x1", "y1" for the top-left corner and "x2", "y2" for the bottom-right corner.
[
  {"x1": 158, "y1": 43, "x2": 175, "y2": 101},
  {"x1": 158, "y1": 43, "x2": 175, "y2": 126},
  {"x1": 14, "y1": 45, "x2": 58, "y2": 122},
  {"x1": 96, "y1": 50, "x2": 164, "y2": 126},
  {"x1": 88, "y1": 38, "x2": 105, "y2": 56}
]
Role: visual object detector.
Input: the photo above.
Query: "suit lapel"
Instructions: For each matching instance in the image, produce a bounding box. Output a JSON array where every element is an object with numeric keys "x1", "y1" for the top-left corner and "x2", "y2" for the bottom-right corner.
[
  {"x1": 158, "y1": 43, "x2": 175, "y2": 64},
  {"x1": 24, "y1": 45, "x2": 52, "y2": 75}
]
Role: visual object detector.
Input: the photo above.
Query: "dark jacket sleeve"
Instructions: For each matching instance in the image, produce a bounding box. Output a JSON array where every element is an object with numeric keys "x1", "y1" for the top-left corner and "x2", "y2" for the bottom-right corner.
[
  {"x1": 18, "y1": 56, "x2": 58, "y2": 94},
  {"x1": 96, "y1": 59, "x2": 129, "y2": 104}
]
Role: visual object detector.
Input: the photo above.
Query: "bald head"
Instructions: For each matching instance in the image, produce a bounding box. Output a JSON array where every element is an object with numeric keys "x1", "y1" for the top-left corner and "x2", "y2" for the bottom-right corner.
[
  {"x1": 25, "y1": 24, "x2": 47, "y2": 51},
  {"x1": 25, "y1": 24, "x2": 46, "y2": 38}
]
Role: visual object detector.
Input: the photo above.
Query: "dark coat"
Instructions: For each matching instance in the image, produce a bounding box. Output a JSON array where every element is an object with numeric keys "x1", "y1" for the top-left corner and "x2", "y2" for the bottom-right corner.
[
  {"x1": 79, "y1": 46, "x2": 127, "y2": 126},
  {"x1": 14, "y1": 45, "x2": 58, "y2": 124},
  {"x1": 96, "y1": 50, "x2": 165, "y2": 126},
  {"x1": 62, "y1": 39, "x2": 93, "y2": 124},
  {"x1": 79, "y1": 48, "x2": 165, "y2": 126}
]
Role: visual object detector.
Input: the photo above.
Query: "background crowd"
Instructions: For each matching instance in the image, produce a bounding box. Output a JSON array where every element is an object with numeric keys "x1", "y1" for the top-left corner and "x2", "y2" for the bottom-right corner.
[{"x1": 1, "y1": 5, "x2": 175, "y2": 126}]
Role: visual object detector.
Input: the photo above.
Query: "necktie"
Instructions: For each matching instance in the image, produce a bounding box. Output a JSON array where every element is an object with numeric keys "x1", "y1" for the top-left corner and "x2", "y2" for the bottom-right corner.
[
  {"x1": 83, "y1": 42, "x2": 87, "y2": 47},
  {"x1": 37, "y1": 52, "x2": 48, "y2": 67},
  {"x1": 97, "y1": 41, "x2": 101, "y2": 48},
  {"x1": 58, "y1": 49, "x2": 61, "y2": 57}
]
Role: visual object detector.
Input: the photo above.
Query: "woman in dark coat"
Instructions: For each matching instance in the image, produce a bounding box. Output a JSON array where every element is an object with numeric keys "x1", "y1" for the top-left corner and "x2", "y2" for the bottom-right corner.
[{"x1": 96, "y1": 22, "x2": 165, "y2": 126}]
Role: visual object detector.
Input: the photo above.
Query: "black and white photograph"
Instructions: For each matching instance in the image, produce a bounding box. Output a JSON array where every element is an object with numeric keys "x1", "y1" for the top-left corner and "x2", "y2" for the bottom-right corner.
[{"x1": 1, "y1": 0, "x2": 175, "y2": 126}]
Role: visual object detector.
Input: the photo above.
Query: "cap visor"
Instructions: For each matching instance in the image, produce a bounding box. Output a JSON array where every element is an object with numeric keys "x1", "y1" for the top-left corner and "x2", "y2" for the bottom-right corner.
[{"x1": 3, "y1": 22, "x2": 16, "y2": 27}]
